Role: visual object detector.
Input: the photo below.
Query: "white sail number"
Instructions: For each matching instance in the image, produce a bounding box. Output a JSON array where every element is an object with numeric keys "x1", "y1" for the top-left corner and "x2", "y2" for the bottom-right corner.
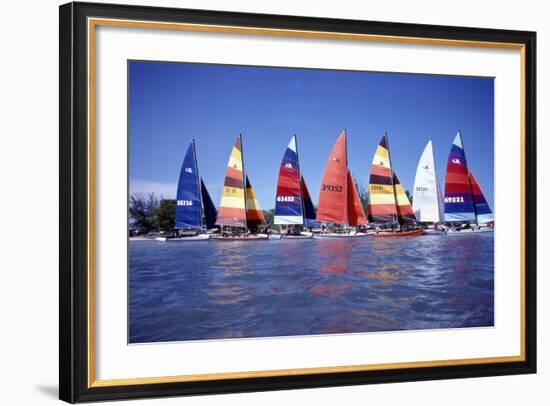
[
  {"x1": 277, "y1": 196, "x2": 295, "y2": 202},
  {"x1": 444, "y1": 197, "x2": 465, "y2": 203},
  {"x1": 177, "y1": 200, "x2": 194, "y2": 206}
]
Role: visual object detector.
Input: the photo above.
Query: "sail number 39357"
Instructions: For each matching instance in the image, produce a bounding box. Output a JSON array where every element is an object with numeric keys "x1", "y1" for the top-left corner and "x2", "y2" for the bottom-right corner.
[{"x1": 322, "y1": 184, "x2": 343, "y2": 193}]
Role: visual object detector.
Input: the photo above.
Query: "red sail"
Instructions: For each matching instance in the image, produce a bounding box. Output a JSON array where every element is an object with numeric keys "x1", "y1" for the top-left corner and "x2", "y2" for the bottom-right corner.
[
  {"x1": 316, "y1": 130, "x2": 348, "y2": 224},
  {"x1": 347, "y1": 170, "x2": 367, "y2": 226}
]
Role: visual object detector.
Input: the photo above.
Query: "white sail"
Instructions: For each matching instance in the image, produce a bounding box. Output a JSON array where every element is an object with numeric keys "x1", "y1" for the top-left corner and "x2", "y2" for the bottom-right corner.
[{"x1": 412, "y1": 140, "x2": 443, "y2": 223}]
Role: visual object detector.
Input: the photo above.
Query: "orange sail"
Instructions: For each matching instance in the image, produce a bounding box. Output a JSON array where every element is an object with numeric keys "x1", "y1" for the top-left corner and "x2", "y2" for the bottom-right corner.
[
  {"x1": 316, "y1": 130, "x2": 348, "y2": 224},
  {"x1": 245, "y1": 175, "x2": 266, "y2": 228},
  {"x1": 215, "y1": 135, "x2": 247, "y2": 227},
  {"x1": 347, "y1": 170, "x2": 367, "y2": 226}
]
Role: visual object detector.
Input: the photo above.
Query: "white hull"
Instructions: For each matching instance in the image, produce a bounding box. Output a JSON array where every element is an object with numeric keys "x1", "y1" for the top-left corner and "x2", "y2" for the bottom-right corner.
[
  {"x1": 445, "y1": 228, "x2": 494, "y2": 235},
  {"x1": 210, "y1": 234, "x2": 269, "y2": 241},
  {"x1": 283, "y1": 232, "x2": 314, "y2": 239},
  {"x1": 268, "y1": 232, "x2": 313, "y2": 240},
  {"x1": 423, "y1": 229, "x2": 445, "y2": 235},
  {"x1": 314, "y1": 232, "x2": 368, "y2": 239},
  {"x1": 155, "y1": 234, "x2": 210, "y2": 242}
]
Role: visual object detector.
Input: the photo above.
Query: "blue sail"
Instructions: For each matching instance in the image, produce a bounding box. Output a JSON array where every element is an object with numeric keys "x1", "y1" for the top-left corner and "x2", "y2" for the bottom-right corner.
[
  {"x1": 175, "y1": 141, "x2": 203, "y2": 229},
  {"x1": 470, "y1": 171, "x2": 494, "y2": 225},
  {"x1": 200, "y1": 178, "x2": 217, "y2": 229},
  {"x1": 301, "y1": 176, "x2": 320, "y2": 228}
]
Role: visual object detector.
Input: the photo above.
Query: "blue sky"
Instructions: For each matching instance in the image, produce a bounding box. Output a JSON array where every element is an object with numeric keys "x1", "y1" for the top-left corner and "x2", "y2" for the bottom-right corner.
[{"x1": 129, "y1": 61, "x2": 494, "y2": 210}]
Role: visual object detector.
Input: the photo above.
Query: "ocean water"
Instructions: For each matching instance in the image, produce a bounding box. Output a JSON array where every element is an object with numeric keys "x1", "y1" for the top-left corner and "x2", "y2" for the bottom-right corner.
[{"x1": 129, "y1": 234, "x2": 494, "y2": 343}]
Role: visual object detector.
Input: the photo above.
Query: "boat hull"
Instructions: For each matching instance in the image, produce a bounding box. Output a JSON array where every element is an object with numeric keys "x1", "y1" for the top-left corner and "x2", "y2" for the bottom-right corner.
[
  {"x1": 283, "y1": 233, "x2": 314, "y2": 239},
  {"x1": 372, "y1": 229, "x2": 425, "y2": 238},
  {"x1": 314, "y1": 232, "x2": 368, "y2": 239},
  {"x1": 155, "y1": 234, "x2": 210, "y2": 242},
  {"x1": 210, "y1": 234, "x2": 269, "y2": 241},
  {"x1": 423, "y1": 229, "x2": 445, "y2": 235},
  {"x1": 445, "y1": 228, "x2": 494, "y2": 235}
]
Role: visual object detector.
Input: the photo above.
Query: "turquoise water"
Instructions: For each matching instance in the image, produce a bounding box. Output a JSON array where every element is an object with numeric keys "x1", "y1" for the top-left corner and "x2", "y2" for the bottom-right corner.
[{"x1": 129, "y1": 234, "x2": 493, "y2": 343}]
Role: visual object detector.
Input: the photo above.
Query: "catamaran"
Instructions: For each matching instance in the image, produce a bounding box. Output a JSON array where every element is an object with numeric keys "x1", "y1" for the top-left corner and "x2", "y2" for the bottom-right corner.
[
  {"x1": 157, "y1": 139, "x2": 217, "y2": 241},
  {"x1": 212, "y1": 135, "x2": 269, "y2": 240},
  {"x1": 272, "y1": 135, "x2": 316, "y2": 239},
  {"x1": 315, "y1": 130, "x2": 368, "y2": 238},
  {"x1": 368, "y1": 133, "x2": 424, "y2": 237},
  {"x1": 412, "y1": 140, "x2": 445, "y2": 234},
  {"x1": 443, "y1": 131, "x2": 494, "y2": 234}
]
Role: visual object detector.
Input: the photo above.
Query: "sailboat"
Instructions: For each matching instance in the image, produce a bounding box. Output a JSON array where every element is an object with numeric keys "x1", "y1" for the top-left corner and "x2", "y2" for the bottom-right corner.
[
  {"x1": 212, "y1": 134, "x2": 268, "y2": 240},
  {"x1": 368, "y1": 133, "x2": 424, "y2": 237},
  {"x1": 412, "y1": 140, "x2": 444, "y2": 233},
  {"x1": 444, "y1": 131, "x2": 494, "y2": 234},
  {"x1": 301, "y1": 176, "x2": 319, "y2": 229},
  {"x1": 315, "y1": 130, "x2": 367, "y2": 238},
  {"x1": 157, "y1": 139, "x2": 216, "y2": 241},
  {"x1": 272, "y1": 135, "x2": 313, "y2": 239}
]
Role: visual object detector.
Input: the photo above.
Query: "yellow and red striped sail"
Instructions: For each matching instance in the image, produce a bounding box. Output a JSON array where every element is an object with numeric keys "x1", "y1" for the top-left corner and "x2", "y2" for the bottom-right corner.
[
  {"x1": 393, "y1": 172, "x2": 416, "y2": 224},
  {"x1": 245, "y1": 175, "x2": 266, "y2": 228},
  {"x1": 367, "y1": 134, "x2": 398, "y2": 223},
  {"x1": 215, "y1": 136, "x2": 247, "y2": 227},
  {"x1": 316, "y1": 130, "x2": 348, "y2": 224},
  {"x1": 347, "y1": 170, "x2": 367, "y2": 226}
]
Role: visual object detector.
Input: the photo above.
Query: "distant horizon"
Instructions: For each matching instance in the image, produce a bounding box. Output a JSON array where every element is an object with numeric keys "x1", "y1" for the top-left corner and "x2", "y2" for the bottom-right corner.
[{"x1": 129, "y1": 61, "x2": 494, "y2": 212}]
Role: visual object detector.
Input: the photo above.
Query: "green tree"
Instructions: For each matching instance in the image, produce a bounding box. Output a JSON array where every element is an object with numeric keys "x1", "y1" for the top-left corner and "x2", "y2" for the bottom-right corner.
[
  {"x1": 156, "y1": 199, "x2": 176, "y2": 231},
  {"x1": 263, "y1": 208, "x2": 275, "y2": 227},
  {"x1": 129, "y1": 193, "x2": 159, "y2": 233}
]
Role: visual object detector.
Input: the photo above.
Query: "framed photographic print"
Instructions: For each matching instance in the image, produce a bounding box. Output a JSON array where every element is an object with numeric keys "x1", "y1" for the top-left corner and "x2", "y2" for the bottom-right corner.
[{"x1": 59, "y1": 1, "x2": 536, "y2": 403}]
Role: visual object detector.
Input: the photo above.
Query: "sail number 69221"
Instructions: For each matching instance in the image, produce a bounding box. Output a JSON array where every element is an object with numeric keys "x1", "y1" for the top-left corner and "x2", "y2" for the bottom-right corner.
[{"x1": 444, "y1": 196, "x2": 465, "y2": 203}]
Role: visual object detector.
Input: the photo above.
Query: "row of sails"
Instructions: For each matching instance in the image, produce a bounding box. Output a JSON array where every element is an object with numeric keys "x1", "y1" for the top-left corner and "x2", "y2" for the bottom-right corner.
[
  {"x1": 173, "y1": 130, "x2": 493, "y2": 232},
  {"x1": 413, "y1": 131, "x2": 494, "y2": 226}
]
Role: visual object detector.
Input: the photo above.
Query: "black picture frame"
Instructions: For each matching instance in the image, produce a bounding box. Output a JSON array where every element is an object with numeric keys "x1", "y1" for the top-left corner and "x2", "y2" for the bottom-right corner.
[{"x1": 59, "y1": 1, "x2": 537, "y2": 403}]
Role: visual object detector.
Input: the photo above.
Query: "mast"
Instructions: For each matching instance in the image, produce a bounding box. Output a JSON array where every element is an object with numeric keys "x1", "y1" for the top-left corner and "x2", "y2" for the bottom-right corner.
[
  {"x1": 294, "y1": 134, "x2": 306, "y2": 226},
  {"x1": 239, "y1": 133, "x2": 248, "y2": 231},
  {"x1": 191, "y1": 139, "x2": 205, "y2": 229},
  {"x1": 344, "y1": 129, "x2": 349, "y2": 227},
  {"x1": 385, "y1": 132, "x2": 400, "y2": 227}
]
